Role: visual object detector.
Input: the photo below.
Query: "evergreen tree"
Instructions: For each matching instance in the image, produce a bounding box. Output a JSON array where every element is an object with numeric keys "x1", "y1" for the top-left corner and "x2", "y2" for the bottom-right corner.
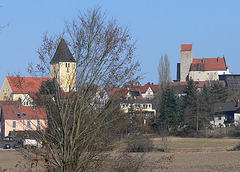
[
  {"x1": 158, "y1": 85, "x2": 178, "y2": 129},
  {"x1": 208, "y1": 80, "x2": 228, "y2": 103},
  {"x1": 183, "y1": 79, "x2": 211, "y2": 131}
]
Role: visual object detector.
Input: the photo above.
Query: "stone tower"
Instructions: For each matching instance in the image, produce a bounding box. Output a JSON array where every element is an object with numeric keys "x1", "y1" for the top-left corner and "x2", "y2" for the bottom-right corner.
[
  {"x1": 180, "y1": 44, "x2": 193, "y2": 81},
  {"x1": 50, "y1": 39, "x2": 76, "y2": 92}
]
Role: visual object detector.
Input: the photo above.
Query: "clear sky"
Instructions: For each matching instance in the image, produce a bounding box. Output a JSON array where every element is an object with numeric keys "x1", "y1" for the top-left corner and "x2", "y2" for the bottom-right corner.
[{"x1": 1, "y1": 0, "x2": 240, "y2": 86}]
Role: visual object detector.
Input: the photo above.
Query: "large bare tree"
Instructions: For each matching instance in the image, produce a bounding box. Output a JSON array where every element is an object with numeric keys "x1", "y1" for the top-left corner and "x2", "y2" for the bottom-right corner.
[{"x1": 28, "y1": 7, "x2": 141, "y2": 171}]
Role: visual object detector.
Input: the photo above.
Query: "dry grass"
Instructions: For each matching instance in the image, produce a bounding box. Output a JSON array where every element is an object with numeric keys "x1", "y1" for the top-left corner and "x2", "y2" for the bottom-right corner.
[
  {"x1": 152, "y1": 137, "x2": 240, "y2": 151},
  {"x1": 1, "y1": 137, "x2": 240, "y2": 171}
]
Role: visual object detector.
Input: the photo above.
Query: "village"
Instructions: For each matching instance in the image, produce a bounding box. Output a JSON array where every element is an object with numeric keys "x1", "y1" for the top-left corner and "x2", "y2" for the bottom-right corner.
[
  {"x1": 1, "y1": 2, "x2": 240, "y2": 172},
  {"x1": 1, "y1": 41, "x2": 240, "y2": 139}
]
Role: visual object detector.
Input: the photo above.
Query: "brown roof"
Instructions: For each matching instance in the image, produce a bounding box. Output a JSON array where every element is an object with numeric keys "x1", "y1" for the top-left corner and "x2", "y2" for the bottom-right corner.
[
  {"x1": 7, "y1": 76, "x2": 51, "y2": 94},
  {"x1": 190, "y1": 57, "x2": 227, "y2": 71},
  {"x1": 181, "y1": 44, "x2": 192, "y2": 51},
  {"x1": 2, "y1": 105, "x2": 47, "y2": 120}
]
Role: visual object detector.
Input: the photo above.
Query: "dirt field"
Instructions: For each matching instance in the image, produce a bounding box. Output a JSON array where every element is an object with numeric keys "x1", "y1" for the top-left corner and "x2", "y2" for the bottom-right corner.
[{"x1": 0, "y1": 137, "x2": 240, "y2": 171}]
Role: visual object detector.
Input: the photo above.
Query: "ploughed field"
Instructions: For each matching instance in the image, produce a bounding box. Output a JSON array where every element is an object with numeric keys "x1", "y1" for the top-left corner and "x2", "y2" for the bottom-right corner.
[{"x1": 0, "y1": 137, "x2": 240, "y2": 171}]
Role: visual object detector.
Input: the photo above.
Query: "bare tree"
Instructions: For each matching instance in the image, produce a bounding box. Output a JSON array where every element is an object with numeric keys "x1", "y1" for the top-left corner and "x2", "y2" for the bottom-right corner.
[
  {"x1": 158, "y1": 54, "x2": 171, "y2": 87},
  {"x1": 28, "y1": 7, "x2": 141, "y2": 171},
  {"x1": 0, "y1": 6, "x2": 10, "y2": 32},
  {"x1": 155, "y1": 53, "x2": 172, "y2": 151}
]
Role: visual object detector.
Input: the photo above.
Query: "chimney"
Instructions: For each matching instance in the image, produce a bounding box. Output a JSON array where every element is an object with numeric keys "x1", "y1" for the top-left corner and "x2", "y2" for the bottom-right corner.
[
  {"x1": 147, "y1": 82, "x2": 150, "y2": 85},
  {"x1": 217, "y1": 57, "x2": 219, "y2": 64}
]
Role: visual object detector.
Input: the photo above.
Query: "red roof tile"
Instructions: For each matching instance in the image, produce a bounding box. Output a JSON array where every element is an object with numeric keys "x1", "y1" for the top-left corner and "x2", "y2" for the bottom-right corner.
[
  {"x1": 107, "y1": 88, "x2": 127, "y2": 99},
  {"x1": 7, "y1": 76, "x2": 51, "y2": 94},
  {"x1": 149, "y1": 84, "x2": 159, "y2": 93},
  {"x1": 181, "y1": 44, "x2": 192, "y2": 51},
  {"x1": 0, "y1": 101, "x2": 20, "y2": 106},
  {"x1": 2, "y1": 105, "x2": 47, "y2": 120},
  {"x1": 190, "y1": 58, "x2": 227, "y2": 71}
]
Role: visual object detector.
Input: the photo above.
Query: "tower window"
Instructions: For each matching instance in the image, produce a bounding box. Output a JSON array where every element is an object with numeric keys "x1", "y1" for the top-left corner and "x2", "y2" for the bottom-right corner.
[{"x1": 66, "y1": 63, "x2": 70, "y2": 68}]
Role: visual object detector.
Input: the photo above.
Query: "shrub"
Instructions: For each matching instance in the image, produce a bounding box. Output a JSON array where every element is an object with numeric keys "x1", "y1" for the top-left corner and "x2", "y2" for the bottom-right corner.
[
  {"x1": 232, "y1": 143, "x2": 240, "y2": 151},
  {"x1": 127, "y1": 138, "x2": 154, "y2": 152}
]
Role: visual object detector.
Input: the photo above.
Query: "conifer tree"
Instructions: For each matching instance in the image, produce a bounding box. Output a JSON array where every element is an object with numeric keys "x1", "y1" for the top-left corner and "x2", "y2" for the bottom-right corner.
[
  {"x1": 158, "y1": 85, "x2": 178, "y2": 130},
  {"x1": 183, "y1": 79, "x2": 211, "y2": 131}
]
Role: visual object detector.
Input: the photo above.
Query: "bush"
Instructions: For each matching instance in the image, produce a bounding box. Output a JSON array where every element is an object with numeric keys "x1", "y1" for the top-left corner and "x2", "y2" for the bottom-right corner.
[
  {"x1": 232, "y1": 143, "x2": 240, "y2": 151},
  {"x1": 127, "y1": 138, "x2": 154, "y2": 152}
]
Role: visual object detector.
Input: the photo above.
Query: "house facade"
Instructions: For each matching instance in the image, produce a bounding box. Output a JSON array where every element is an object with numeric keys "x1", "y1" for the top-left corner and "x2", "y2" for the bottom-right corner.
[
  {"x1": 0, "y1": 76, "x2": 51, "y2": 105},
  {"x1": 1, "y1": 105, "x2": 47, "y2": 137},
  {"x1": 210, "y1": 101, "x2": 240, "y2": 128}
]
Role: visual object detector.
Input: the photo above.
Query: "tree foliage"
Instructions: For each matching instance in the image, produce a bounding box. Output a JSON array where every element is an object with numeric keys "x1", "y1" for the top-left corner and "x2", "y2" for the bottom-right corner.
[
  {"x1": 206, "y1": 80, "x2": 228, "y2": 104},
  {"x1": 158, "y1": 85, "x2": 178, "y2": 129},
  {"x1": 183, "y1": 79, "x2": 211, "y2": 131}
]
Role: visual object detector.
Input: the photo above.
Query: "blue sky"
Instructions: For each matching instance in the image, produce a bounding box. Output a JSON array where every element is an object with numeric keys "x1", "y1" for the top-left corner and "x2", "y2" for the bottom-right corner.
[{"x1": 1, "y1": 0, "x2": 240, "y2": 85}]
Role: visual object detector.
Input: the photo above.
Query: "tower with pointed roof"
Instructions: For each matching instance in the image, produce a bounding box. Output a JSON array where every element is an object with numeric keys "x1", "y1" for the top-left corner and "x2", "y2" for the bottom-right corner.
[{"x1": 50, "y1": 39, "x2": 76, "y2": 92}]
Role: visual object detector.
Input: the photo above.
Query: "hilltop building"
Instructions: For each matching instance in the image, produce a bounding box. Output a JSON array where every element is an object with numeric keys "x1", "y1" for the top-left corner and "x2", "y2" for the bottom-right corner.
[{"x1": 177, "y1": 44, "x2": 230, "y2": 82}]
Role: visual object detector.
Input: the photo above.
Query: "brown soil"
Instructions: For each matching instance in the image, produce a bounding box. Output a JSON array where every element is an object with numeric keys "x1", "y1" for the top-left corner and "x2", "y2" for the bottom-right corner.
[
  {"x1": 0, "y1": 137, "x2": 240, "y2": 172},
  {"x1": 140, "y1": 151, "x2": 240, "y2": 172}
]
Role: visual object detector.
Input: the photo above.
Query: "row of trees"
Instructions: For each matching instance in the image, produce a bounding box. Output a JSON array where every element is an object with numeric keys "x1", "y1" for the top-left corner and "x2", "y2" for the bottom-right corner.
[{"x1": 155, "y1": 54, "x2": 229, "y2": 133}]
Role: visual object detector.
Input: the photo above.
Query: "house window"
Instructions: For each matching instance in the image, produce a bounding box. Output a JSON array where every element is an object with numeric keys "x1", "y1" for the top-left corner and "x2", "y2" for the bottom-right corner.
[
  {"x1": 37, "y1": 120, "x2": 41, "y2": 129},
  {"x1": 66, "y1": 68, "x2": 70, "y2": 73},
  {"x1": 134, "y1": 104, "x2": 139, "y2": 108},
  {"x1": 27, "y1": 121, "x2": 31, "y2": 128},
  {"x1": 12, "y1": 121, "x2": 16, "y2": 128}
]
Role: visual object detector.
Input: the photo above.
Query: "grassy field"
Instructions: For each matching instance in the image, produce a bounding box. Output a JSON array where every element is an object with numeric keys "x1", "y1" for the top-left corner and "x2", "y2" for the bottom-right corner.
[{"x1": 152, "y1": 137, "x2": 240, "y2": 150}]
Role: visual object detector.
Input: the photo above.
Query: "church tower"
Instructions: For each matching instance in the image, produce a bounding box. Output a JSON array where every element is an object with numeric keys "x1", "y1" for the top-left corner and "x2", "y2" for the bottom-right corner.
[
  {"x1": 50, "y1": 39, "x2": 76, "y2": 92},
  {"x1": 180, "y1": 44, "x2": 193, "y2": 81}
]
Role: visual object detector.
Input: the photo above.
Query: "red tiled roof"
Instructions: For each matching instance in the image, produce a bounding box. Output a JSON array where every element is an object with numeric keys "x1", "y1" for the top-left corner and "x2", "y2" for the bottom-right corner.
[
  {"x1": 149, "y1": 84, "x2": 159, "y2": 93},
  {"x1": 107, "y1": 88, "x2": 127, "y2": 99},
  {"x1": 0, "y1": 101, "x2": 20, "y2": 106},
  {"x1": 181, "y1": 44, "x2": 192, "y2": 51},
  {"x1": 170, "y1": 81, "x2": 210, "y2": 87},
  {"x1": 190, "y1": 58, "x2": 227, "y2": 71},
  {"x1": 2, "y1": 105, "x2": 47, "y2": 120},
  {"x1": 139, "y1": 84, "x2": 159, "y2": 93},
  {"x1": 6, "y1": 76, "x2": 51, "y2": 94}
]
